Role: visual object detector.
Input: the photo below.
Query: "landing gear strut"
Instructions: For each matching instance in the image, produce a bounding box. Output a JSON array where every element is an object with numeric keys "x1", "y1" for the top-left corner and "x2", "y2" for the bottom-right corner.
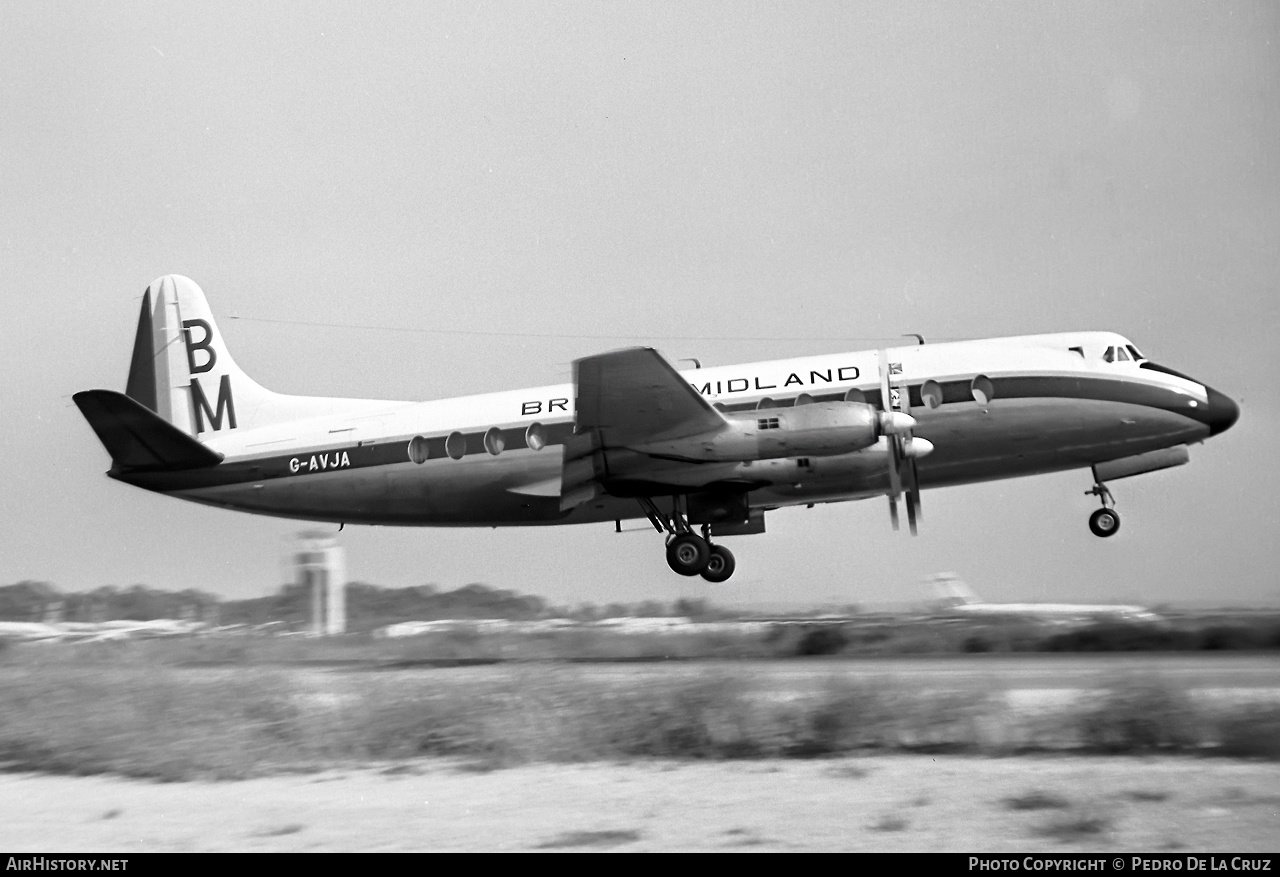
[
  {"x1": 639, "y1": 497, "x2": 737, "y2": 581},
  {"x1": 1085, "y1": 482, "x2": 1121, "y2": 538}
]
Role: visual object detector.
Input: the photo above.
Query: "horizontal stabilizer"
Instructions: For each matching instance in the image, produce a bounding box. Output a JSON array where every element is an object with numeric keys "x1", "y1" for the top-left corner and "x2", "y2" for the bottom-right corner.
[{"x1": 73, "y1": 389, "x2": 224, "y2": 471}]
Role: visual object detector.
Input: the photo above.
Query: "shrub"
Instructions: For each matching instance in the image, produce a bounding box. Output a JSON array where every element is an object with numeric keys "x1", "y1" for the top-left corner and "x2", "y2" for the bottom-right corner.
[
  {"x1": 1211, "y1": 704, "x2": 1280, "y2": 758},
  {"x1": 1076, "y1": 678, "x2": 1201, "y2": 753},
  {"x1": 795, "y1": 626, "x2": 848, "y2": 656},
  {"x1": 1033, "y1": 811, "x2": 1113, "y2": 842},
  {"x1": 1004, "y1": 791, "x2": 1071, "y2": 811}
]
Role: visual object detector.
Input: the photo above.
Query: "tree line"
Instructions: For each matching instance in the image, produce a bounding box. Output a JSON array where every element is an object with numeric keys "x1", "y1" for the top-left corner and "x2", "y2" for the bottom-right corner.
[{"x1": 0, "y1": 580, "x2": 720, "y2": 630}]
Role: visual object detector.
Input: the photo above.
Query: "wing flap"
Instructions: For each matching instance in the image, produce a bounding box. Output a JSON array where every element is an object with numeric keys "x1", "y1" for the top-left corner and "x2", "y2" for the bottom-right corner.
[
  {"x1": 73, "y1": 389, "x2": 224, "y2": 471},
  {"x1": 559, "y1": 429, "x2": 605, "y2": 511}
]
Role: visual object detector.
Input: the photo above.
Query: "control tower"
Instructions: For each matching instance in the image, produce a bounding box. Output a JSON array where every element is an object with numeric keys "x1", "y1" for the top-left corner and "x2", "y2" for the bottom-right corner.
[{"x1": 295, "y1": 532, "x2": 346, "y2": 635}]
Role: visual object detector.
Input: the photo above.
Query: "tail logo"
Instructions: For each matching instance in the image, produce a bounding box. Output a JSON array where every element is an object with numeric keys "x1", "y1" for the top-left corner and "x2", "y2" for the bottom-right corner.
[
  {"x1": 182, "y1": 319, "x2": 236, "y2": 432},
  {"x1": 182, "y1": 319, "x2": 217, "y2": 373}
]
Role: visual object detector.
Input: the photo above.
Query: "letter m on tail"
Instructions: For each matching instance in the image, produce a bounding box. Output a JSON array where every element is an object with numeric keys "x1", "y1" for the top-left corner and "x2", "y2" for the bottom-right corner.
[{"x1": 190, "y1": 374, "x2": 237, "y2": 432}]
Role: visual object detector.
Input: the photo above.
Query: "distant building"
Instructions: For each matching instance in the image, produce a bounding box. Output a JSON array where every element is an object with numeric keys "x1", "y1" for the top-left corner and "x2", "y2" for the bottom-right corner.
[{"x1": 296, "y1": 532, "x2": 346, "y2": 635}]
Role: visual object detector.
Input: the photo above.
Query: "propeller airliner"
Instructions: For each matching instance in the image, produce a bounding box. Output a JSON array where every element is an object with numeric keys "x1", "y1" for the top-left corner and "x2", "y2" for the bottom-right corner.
[
  {"x1": 75, "y1": 275, "x2": 1239, "y2": 582},
  {"x1": 926, "y1": 573, "x2": 1161, "y2": 623}
]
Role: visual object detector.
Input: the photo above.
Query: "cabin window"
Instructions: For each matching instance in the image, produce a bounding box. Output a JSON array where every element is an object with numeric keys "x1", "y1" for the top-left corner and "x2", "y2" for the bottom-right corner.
[
  {"x1": 920, "y1": 380, "x2": 943, "y2": 410},
  {"x1": 445, "y1": 431, "x2": 466, "y2": 460},
  {"x1": 970, "y1": 375, "x2": 995, "y2": 406},
  {"x1": 757, "y1": 397, "x2": 777, "y2": 409},
  {"x1": 483, "y1": 426, "x2": 505, "y2": 456},
  {"x1": 407, "y1": 435, "x2": 429, "y2": 465},
  {"x1": 844, "y1": 388, "x2": 866, "y2": 404},
  {"x1": 525, "y1": 422, "x2": 546, "y2": 451},
  {"x1": 795, "y1": 393, "x2": 814, "y2": 406}
]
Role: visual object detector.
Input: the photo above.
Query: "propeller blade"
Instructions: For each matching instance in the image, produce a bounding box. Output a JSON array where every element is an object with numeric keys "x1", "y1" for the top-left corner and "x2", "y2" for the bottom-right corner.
[
  {"x1": 879, "y1": 347, "x2": 914, "y2": 534},
  {"x1": 904, "y1": 457, "x2": 921, "y2": 534},
  {"x1": 887, "y1": 433, "x2": 903, "y2": 497},
  {"x1": 911, "y1": 461, "x2": 922, "y2": 524}
]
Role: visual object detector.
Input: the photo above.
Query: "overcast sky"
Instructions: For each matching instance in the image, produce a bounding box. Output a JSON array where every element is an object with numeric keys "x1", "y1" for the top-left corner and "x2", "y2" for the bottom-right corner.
[{"x1": 3, "y1": 1, "x2": 1277, "y2": 609}]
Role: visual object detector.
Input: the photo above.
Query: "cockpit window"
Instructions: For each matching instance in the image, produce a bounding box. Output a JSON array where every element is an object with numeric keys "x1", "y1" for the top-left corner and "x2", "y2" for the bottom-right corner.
[
  {"x1": 1103, "y1": 346, "x2": 1116, "y2": 363},
  {"x1": 1115, "y1": 346, "x2": 1131, "y2": 362},
  {"x1": 1126, "y1": 344, "x2": 1143, "y2": 360}
]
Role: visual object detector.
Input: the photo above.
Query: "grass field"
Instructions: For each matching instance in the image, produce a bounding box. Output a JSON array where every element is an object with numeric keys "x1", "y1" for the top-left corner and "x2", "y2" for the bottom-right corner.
[{"x1": 1, "y1": 638, "x2": 1277, "y2": 781}]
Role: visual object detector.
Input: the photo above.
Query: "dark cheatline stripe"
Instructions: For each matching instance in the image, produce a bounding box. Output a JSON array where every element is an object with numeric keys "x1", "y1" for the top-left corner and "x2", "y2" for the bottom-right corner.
[
  {"x1": 704, "y1": 373, "x2": 1202, "y2": 422},
  {"x1": 1140, "y1": 361, "x2": 1199, "y2": 383},
  {"x1": 115, "y1": 421, "x2": 578, "y2": 489},
  {"x1": 116, "y1": 372, "x2": 1208, "y2": 491}
]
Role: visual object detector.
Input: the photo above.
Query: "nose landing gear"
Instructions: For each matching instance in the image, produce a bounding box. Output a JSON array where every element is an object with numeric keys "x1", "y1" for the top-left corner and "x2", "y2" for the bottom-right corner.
[
  {"x1": 1085, "y1": 482, "x2": 1121, "y2": 537},
  {"x1": 640, "y1": 497, "x2": 737, "y2": 581}
]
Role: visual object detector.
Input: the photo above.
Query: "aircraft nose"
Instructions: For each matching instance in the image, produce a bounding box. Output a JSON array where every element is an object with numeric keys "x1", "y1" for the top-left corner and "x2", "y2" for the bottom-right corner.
[{"x1": 1203, "y1": 386, "x2": 1240, "y2": 436}]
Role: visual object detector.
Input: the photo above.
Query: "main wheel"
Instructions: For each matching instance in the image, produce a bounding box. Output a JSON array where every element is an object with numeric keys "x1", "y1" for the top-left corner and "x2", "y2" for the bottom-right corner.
[
  {"x1": 666, "y1": 533, "x2": 710, "y2": 576},
  {"x1": 700, "y1": 544, "x2": 736, "y2": 583},
  {"x1": 1089, "y1": 507, "x2": 1120, "y2": 538}
]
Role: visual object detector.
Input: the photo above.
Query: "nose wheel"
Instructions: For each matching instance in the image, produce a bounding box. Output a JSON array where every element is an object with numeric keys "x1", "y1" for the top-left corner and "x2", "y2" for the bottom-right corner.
[
  {"x1": 1088, "y1": 507, "x2": 1121, "y2": 537},
  {"x1": 1085, "y1": 482, "x2": 1120, "y2": 538},
  {"x1": 641, "y1": 497, "x2": 738, "y2": 581}
]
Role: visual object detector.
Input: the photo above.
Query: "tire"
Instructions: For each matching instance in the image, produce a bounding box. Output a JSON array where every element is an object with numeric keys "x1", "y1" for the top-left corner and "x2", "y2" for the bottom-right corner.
[
  {"x1": 1089, "y1": 508, "x2": 1121, "y2": 538},
  {"x1": 700, "y1": 545, "x2": 736, "y2": 583},
  {"x1": 666, "y1": 533, "x2": 710, "y2": 576}
]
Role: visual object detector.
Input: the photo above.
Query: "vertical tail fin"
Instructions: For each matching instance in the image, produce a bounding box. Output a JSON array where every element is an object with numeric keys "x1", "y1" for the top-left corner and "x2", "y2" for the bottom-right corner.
[
  {"x1": 929, "y1": 573, "x2": 978, "y2": 607},
  {"x1": 118, "y1": 274, "x2": 403, "y2": 440},
  {"x1": 124, "y1": 275, "x2": 280, "y2": 436}
]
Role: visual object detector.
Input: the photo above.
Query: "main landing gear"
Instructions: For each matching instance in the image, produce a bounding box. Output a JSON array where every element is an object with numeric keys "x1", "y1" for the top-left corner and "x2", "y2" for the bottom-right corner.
[
  {"x1": 639, "y1": 498, "x2": 737, "y2": 582},
  {"x1": 1085, "y1": 481, "x2": 1121, "y2": 538}
]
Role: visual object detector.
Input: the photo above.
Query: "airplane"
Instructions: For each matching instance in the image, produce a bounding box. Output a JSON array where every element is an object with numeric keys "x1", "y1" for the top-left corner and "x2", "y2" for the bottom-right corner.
[
  {"x1": 926, "y1": 573, "x2": 1161, "y2": 623},
  {"x1": 74, "y1": 275, "x2": 1239, "y2": 583}
]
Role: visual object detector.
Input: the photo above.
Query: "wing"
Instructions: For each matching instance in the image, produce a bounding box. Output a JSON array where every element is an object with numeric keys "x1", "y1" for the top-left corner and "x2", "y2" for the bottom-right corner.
[
  {"x1": 573, "y1": 347, "x2": 725, "y2": 447},
  {"x1": 561, "y1": 348, "x2": 727, "y2": 511}
]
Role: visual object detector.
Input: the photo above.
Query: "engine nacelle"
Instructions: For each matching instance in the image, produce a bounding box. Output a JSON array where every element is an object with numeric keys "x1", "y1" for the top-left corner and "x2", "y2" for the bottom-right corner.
[
  {"x1": 629, "y1": 401, "x2": 889, "y2": 463},
  {"x1": 735, "y1": 401, "x2": 881, "y2": 459}
]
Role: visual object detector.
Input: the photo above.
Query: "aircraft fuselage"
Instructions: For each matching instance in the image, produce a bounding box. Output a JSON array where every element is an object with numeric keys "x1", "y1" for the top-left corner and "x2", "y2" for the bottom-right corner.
[{"x1": 114, "y1": 330, "x2": 1235, "y2": 528}]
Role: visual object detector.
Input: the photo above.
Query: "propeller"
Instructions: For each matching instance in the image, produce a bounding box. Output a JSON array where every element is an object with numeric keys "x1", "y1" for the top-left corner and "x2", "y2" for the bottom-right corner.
[{"x1": 878, "y1": 351, "x2": 933, "y2": 534}]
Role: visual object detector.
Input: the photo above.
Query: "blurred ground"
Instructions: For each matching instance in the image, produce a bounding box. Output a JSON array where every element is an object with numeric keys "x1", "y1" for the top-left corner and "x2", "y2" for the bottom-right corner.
[{"x1": 3, "y1": 755, "x2": 1277, "y2": 852}]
